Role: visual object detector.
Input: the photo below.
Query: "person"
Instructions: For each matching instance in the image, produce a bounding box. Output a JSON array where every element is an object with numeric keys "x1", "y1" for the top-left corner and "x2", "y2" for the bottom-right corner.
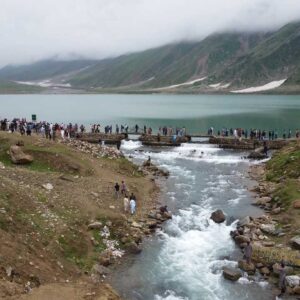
[
  {"x1": 160, "y1": 205, "x2": 168, "y2": 214},
  {"x1": 123, "y1": 194, "x2": 129, "y2": 213},
  {"x1": 263, "y1": 141, "x2": 268, "y2": 156},
  {"x1": 130, "y1": 197, "x2": 136, "y2": 215},
  {"x1": 244, "y1": 241, "x2": 253, "y2": 264},
  {"x1": 114, "y1": 182, "x2": 120, "y2": 199},
  {"x1": 121, "y1": 181, "x2": 127, "y2": 194},
  {"x1": 278, "y1": 261, "x2": 287, "y2": 297}
]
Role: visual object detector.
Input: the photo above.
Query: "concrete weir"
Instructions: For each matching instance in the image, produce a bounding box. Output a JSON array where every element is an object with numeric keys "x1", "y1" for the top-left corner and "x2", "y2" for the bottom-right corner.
[{"x1": 209, "y1": 136, "x2": 290, "y2": 150}]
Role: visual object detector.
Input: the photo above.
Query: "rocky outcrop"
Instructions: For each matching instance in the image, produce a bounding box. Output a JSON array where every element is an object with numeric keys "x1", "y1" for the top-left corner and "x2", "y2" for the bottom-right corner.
[
  {"x1": 290, "y1": 236, "x2": 300, "y2": 250},
  {"x1": 238, "y1": 260, "x2": 256, "y2": 275},
  {"x1": 210, "y1": 210, "x2": 226, "y2": 223},
  {"x1": 293, "y1": 200, "x2": 300, "y2": 209},
  {"x1": 9, "y1": 145, "x2": 33, "y2": 164},
  {"x1": 247, "y1": 151, "x2": 267, "y2": 160},
  {"x1": 222, "y1": 267, "x2": 242, "y2": 281},
  {"x1": 142, "y1": 161, "x2": 170, "y2": 178}
]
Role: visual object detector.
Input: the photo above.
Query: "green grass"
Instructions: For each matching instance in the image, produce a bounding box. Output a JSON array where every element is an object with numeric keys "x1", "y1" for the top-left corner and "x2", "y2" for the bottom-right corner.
[
  {"x1": 0, "y1": 80, "x2": 44, "y2": 94},
  {"x1": 266, "y1": 144, "x2": 300, "y2": 182}
]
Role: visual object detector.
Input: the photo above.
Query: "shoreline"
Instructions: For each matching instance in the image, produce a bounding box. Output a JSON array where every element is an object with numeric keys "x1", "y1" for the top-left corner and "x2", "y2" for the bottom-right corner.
[
  {"x1": 226, "y1": 149, "x2": 300, "y2": 296},
  {"x1": 0, "y1": 132, "x2": 171, "y2": 300}
]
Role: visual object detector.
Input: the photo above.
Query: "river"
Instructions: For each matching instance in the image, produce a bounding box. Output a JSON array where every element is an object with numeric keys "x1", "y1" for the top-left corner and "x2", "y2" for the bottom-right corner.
[{"x1": 1, "y1": 94, "x2": 300, "y2": 299}]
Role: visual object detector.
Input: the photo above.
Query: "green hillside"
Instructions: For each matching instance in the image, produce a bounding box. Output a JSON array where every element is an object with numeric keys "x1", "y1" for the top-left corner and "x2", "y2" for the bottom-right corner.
[
  {"x1": 215, "y1": 22, "x2": 300, "y2": 86},
  {"x1": 69, "y1": 33, "x2": 265, "y2": 89},
  {"x1": 0, "y1": 59, "x2": 98, "y2": 81}
]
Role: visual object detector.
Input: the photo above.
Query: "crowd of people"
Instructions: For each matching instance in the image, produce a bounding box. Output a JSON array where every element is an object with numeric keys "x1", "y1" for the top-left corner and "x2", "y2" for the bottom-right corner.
[
  {"x1": 1, "y1": 118, "x2": 300, "y2": 141},
  {"x1": 0, "y1": 118, "x2": 85, "y2": 140},
  {"x1": 211, "y1": 127, "x2": 300, "y2": 140}
]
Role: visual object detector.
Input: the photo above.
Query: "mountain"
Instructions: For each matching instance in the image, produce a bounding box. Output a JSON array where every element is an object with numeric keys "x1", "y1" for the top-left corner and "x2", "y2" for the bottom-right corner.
[
  {"x1": 0, "y1": 21, "x2": 300, "y2": 93},
  {"x1": 69, "y1": 33, "x2": 267, "y2": 89},
  {"x1": 0, "y1": 59, "x2": 98, "y2": 82}
]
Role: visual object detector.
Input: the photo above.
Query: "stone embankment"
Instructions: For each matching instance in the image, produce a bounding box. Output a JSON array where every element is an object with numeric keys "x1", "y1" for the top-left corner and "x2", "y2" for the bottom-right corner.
[
  {"x1": 62, "y1": 139, "x2": 124, "y2": 159},
  {"x1": 139, "y1": 134, "x2": 190, "y2": 147},
  {"x1": 209, "y1": 136, "x2": 290, "y2": 150},
  {"x1": 222, "y1": 143, "x2": 300, "y2": 296},
  {"x1": 76, "y1": 133, "x2": 127, "y2": 144}
]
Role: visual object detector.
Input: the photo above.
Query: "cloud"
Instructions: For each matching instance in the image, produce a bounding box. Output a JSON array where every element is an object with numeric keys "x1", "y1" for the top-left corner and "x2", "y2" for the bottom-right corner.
[{"x1": 0, "y1": 0, "x2": 300, "y2": 66}]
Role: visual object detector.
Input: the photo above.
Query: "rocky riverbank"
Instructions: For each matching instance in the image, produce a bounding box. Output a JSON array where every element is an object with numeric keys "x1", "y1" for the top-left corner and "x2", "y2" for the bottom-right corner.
[
  {"x1": 0, "y1": 132, "x2": 171, "y2": 300},
  {"x1": 223, "y1": 142, "x2": 300, "y2": 296}
]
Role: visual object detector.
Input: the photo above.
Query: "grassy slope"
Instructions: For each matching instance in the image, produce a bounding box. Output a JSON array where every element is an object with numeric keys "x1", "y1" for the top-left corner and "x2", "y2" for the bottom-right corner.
[
  {"x1": 69, "y1": 33, "x2": 264, "y2": 89},
  {"x1": 0, "y1": 59, "x2": 98, "y2": 81},
  {"x1": 216, "y1": 22, "x2": 300, "y2": 87},
  {"x1": 0, "y1": 80, "x2": 44, "y2": 94},
  {"x1": 0, "y1": 132, "x2": 156, "y2": 299}
]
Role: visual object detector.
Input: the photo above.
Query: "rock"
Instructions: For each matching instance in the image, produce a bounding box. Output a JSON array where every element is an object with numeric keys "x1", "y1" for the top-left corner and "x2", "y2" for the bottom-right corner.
[
  {"x1": 271, "y1": 207, "x2": 281, "y2": 215},
  {"x1": 290, "y1": 236, "x2": 300, "y2": 250},
  {"x1": 5, "y1": 266, "x2": 13, "y2": 277},
  {"x1": 293, "y1": 200, "x2": 300, "y2": 209},
  {"x1": 98, "y1": 250, "x2": 113, "y2": 266},
  {"x1": 286, "y1": 275, "x2": 300, "y2": 288},
  {"x1": 0, "y1": 162, "x2": 5, "y2": 169},
  {"x1": 259, "y1": 267, "x2": 270, "y2": 276},
  {"x1": 162, "y1": 212, "x2": 172, "y2": 220},
  {"x1": 260, "y1": 224, "x2": 276, "y2": 235},
  {"x1": 109, "y1": 205, "x2": 115, "y2": 209},
  {"x1": 16, "y1": 140, "x2": 24, "y2": 147},
  {"x1": 92, "y1": 264, "x2": 110, "y2": 276},
  {"x1": 91, "y1": 192, "x2": 99, "y2": 197},
  {"x1": 88, "y1": 222, "x2": 103, "y2": 230},
  {"x1": 238, "y1": 216, "x2": 251, "y2": 227},
  {"x1": 247, "y1": 151, "x2": 267, "y2": 160},
  {"x1": 262, "y1": 241, "x2": 275, "y2": 247},
  {"x1": 293, "y1": 286, "x2": 300, "y2": 294},
  {"x1": 42, "y1": 183, "x2": 53, "y2": 191},
  {"x1": 234, "y1": 235, "x2": 250, "y2": 245},
  {"x1": 210, "y1": 210, "x2": 226, "y2": 224},
  {"x1": 256, "y1": 263, "x2": 264, "y2": 269},
  {"x1": 222, "y1": 267, "x2": 242, "y2": 281},
  {"x1": 124, "y1": 242, "x2": 142, "y2": 254},
  {"x1": 146, "y1": 221, "x2": 158, "y2": 229},
  {"x1": 253, "y1": 197, "x2": 271, "y2": 206},
  {"x1": 131, "y1": 222, "x2": 143, "y2": 229},
  {"x1": 9, "y1": 145, "x2": 33, "y2": 164},
  {"x1": 238, "y1": 260, "x2": 256, "y2": 275}
]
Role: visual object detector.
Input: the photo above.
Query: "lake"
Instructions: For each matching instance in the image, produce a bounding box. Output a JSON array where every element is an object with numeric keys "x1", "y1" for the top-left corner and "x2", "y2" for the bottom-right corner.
[{"x1": 1, "y1": 94, "x2": 300, "y2": 134}]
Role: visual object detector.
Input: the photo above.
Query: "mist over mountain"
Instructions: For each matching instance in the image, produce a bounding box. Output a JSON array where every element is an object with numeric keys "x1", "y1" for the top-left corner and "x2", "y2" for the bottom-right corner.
[
  {"x1": 1, "y1": 0, "x2": 300, "y2": 67},
  {"x1": 0, "y1": 21, "x2": 300, "y2": 93}
]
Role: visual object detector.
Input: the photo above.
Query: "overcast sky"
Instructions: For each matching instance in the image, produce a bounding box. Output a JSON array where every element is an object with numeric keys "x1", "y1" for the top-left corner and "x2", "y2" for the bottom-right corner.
[{"x1": 1, "y1": 0, "x2": 300, "y2": 67}]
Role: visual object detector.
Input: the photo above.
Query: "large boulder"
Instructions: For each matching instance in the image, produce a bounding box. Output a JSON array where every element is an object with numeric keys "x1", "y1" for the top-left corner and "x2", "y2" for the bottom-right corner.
[
  {"x1": 293, "y1": 200, "x2": 300, "y2": 209},
  {"x1": 260, "y1": 224, "x2": 276, "y2": 235},
  {"x1": 247, "y1": 151, "x2": 267, "y2": 160},
  {"x1": 88, "y1": 222, "x2": 103, "y2": 230},
  {"x1": 210, "y1": 210, "x2": 226, "y2": 224},
  {"x1": 124, "y1": 242, "x2": 142, "y2": 254},
  {"x1": 9, "y1": 145, "x2": 33, "y2": 164},
  {"x1": 290, "y1": 236, "x2": 300, "y2": 250},
  {"x1": 222, "y1": 267, "x2": 242, "y2": 281},
  {"x1": 286, "y1": 275, "x2": 300, "y2": 288},
  {"x1": 234, "y1": 235, "x2": 250, "y2": 245},
  {"x1": 238, "y1": 260, "x2": 256, "y2": 275}
]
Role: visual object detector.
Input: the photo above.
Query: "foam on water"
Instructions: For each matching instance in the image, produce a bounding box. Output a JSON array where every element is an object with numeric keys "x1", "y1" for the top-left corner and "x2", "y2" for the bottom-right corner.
[
  {"x1": 130, "y1": 143, "x2": 250, "y2": 165},
  {"x1": 121, "y1": 140, "x2": 142, "y2": 150}
]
